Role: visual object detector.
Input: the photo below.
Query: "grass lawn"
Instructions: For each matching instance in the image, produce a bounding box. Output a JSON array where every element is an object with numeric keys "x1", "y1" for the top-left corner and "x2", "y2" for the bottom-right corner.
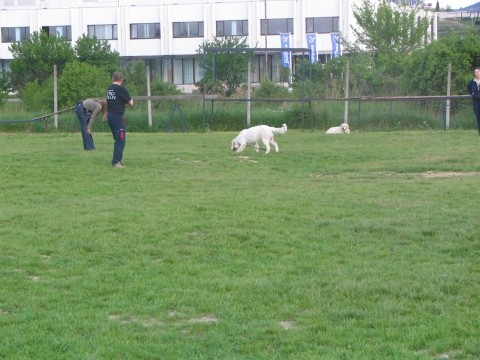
[{"x1": 0, "y1": 129, "x2": 479, "y2": 359}]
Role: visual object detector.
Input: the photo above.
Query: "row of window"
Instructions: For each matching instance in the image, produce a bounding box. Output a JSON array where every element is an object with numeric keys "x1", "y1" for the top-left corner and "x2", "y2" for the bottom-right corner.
[
  {"x1": 1, "y1": 17, "x2": 339, "y2": 43},
  {"x1": 129, "y1": 52, "x2": 333, "y2": 86},
  {"x1": 168, "y1": 54, "x2": 333, "y2": 85}
]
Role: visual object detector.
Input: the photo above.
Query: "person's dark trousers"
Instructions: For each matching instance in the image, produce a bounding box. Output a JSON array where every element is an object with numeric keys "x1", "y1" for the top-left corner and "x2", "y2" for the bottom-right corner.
[
  {"x1": 75, "y1": 102, "x2": 95, "y2": 150},
  {"x1": 107, "y1": 112, "x2": 126, "y2": 166},
  {"x1": 473, "y1": 100, "x2": 480, "y2": 135}
]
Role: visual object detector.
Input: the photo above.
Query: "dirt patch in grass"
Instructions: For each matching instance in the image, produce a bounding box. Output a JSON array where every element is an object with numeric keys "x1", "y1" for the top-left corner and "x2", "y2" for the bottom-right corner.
[
  {"x1": 108, "y1": 313, "x2": 219, "y2": 327},
  {"x1": 108, "y1": 314, "x2": 162, "y2": 327},
  {"x1": 186, "y1": 315, "x2": 219, "y2": 324},
  {"x1": 234, "y1": 156, "x2": 258, "y2": 163},
  {"x1": 279, "y1": 321, "x2": 296, "y2": 330},
  {"x1": 420, "y1": 171, "x2": 478, "y2": 179},
  {"x1": 310, "y1": 171, "x2": 479, "y2": 179}
]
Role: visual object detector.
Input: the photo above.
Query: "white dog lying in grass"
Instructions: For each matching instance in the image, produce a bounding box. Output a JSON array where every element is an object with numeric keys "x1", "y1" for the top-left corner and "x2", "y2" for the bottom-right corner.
[
  {"x1": 231, "y1": 123, "x2": 287, "y2": 154},
  {"x1": 326, "y1": 123, "x2": 350, "y2": 134}
]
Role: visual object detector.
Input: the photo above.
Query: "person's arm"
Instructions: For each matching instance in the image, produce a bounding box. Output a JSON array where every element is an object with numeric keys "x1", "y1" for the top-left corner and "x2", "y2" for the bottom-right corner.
[
  {"x1": 86, "y1": 101, "x2": 102, "y2": 132},
  {"x1": 122, "y1": 86, "x2": 133, "y2": 107}
]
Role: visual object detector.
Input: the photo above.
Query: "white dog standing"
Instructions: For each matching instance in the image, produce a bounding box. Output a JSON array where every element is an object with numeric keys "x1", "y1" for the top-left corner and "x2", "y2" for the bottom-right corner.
[
  {"x1": 231, "y1": 123, "x2": 287, "y2": 154},
  {"x1": 326, "y1": 123, "x2": 350, "y2": 134}
]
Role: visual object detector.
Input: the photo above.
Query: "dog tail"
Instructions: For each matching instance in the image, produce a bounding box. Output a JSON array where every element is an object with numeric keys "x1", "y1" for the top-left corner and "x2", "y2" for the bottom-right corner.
[{"x1": 273, "y1": 123, "x2": 287, "y2": 134}]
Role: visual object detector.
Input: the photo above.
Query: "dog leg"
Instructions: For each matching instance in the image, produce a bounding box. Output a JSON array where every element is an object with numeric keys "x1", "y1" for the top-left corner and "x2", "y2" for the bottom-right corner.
[
  {"x1": 237, "y1": 143, "x2": 246, "y2": 153},
  {"x1": 271, "y1": 139, "x2": 279, "y2": 152},
  {"x1": 253, "y1": 142, "x2": 260, "y2": 152},
  {"x1": 261, "y1": 138, "x2": 271, "y2": 154}
]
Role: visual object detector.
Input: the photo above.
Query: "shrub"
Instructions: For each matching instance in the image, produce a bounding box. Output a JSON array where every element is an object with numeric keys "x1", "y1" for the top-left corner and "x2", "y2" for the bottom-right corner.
[
  {"x1": 252, "y1": 79, "x2": 290, "y2": 99},
  {"x1": 21, "y1": 80, "x2": 50, "y2": 111},
  {"x1": 57, "y1": 62, "x2": 110, "y2": 108}
]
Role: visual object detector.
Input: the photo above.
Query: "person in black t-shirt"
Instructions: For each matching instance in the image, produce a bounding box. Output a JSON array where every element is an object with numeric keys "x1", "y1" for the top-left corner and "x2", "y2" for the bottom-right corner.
[
  {"x1": 467, "y1": 67, "x2": 480, "y2": 135},
  {"x1": 106, "y1": 71, "x2": 133, "y2": 168}
]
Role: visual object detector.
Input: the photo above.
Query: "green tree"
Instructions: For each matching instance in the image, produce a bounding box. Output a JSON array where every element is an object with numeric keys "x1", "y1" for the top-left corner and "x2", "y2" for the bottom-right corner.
[
  {"x1": 292, "y1": 58, "x2": 347, "y2": 98},
  {"x1": 400, "y1": 33, "x2": 473, "y2": 96},
  {"x1": 337, "y1": 0, "x2": 431, "y2": 97},
  {"x1": 74, "y1": 34, "x2": 120, "y2": 74},
  {"x1": 122, "y1": 60, "x2": 147, "y2": 96},
  {"x1": 0, "y1": 91, "x2": 6, "y2": 109},
  {"x1": 0, "y1": 70, "x2": 12, "y2": 93},
  {"x1": 196, "y1": 36, "x2": 250, "y2": 97},
  {"x1": 22, "y1": 62, "x2": 110, "y2": 111},
  {"x1": 0, "y1": 70, "x2": 11, "y2": 108},
  {"x1": 440, "y1": 31, "x2": 480, "y2": 70},
  {"x1": 9, "y1": 31, "x2": 75, "y2": 91},
  {"x1": 57, "y1": 61, "x2": 110, "y2": 108},
  {"x1": 350, "y1": 0, "x2": 430, "y2": 56}
]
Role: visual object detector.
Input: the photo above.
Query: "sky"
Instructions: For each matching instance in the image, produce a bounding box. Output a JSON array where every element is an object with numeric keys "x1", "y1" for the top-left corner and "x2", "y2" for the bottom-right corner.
[{"x1": 440, "y1": 0, "x2": 477, "y2": 9}]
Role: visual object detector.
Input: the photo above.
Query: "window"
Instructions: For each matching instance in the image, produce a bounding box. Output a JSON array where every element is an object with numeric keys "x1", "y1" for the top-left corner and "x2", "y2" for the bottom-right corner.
[
  {"x1": 1, "y1": 27, "x2": 29, "y2": 42},
  {"x1": 172, "y1": 58, "x2": 196, "y2": 84},
  {"x1": 42, "y1": 26, "x2": 72, "y2": 41},
  {"x1": 318, "y1": 53, "x2": 332, "y2": 65},
  {"x1": 130, "y1": 23, "x2": 160, "y2": 39},
  {"x1": 261, "y1": 18, "x2": 293, "y2": 35},
  {"x1": 306, "y1": 17, "x2": 339, "y2": 34},
  {"x1": 173, "y1": 22, "x2": 204, "y2": 38},
  {"x1": 216, "y1": 20, "x2": 248, "y2": 36},
  {"x1": 87, "y1": 25, "x2": 117, "y2": 40}
]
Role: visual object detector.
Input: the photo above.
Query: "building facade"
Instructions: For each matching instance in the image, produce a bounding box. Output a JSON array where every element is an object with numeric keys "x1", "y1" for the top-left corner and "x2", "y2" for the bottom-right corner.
[{"x1": 0, "y1": 0, "x2": 433, "y2": 91}]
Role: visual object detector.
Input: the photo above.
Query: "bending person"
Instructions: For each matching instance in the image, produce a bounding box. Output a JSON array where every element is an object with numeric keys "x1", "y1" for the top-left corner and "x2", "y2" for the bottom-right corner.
[{"x1": 75, "y1": 99, "x2": 107, "y2": 150}]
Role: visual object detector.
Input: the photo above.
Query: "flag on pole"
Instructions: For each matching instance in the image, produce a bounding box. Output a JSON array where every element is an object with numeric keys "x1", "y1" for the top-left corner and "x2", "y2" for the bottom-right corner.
[
  {"x1": 331, "y1": 33, "x2": 341, "y2": 58},
  {"x1": 281, "y1": 33, "x2": 290, "y2": 68},
  {"x1": 306, "y1": 34, "x2": 317, "y2": 64}
]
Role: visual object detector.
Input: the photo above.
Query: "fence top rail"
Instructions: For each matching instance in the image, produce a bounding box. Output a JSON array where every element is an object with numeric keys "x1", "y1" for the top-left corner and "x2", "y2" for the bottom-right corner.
[
  {"x1": 347, "y1": 95, "x2": 470, "y2": 101},
  {"x1": 203, "y1": 95, "x2": 471, "y2": 102},
  {"x1": 133, "y1": 95, "x2": 218, "y2": 101}
]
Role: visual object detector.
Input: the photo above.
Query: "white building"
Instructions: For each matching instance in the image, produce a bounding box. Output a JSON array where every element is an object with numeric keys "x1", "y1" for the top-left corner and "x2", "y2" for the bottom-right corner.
[{"x1": 0, "y1": 0, "x2": 433, "y2": 89}]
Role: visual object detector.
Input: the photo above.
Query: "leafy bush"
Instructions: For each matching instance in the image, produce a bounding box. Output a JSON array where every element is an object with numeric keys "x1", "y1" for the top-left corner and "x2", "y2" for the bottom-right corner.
[
  {"x1": 151, "y1": 79, "x2": 182, "y2": 96},
  {"x1": 252, "y1": 80, "x2": 290, "y2": 99},
  {"x1": 150, "y1": 78, "x2": 183, "y2": 112},
  {"x1": 0, "y1": 70, "x2": 13, "y2": 93},
  {"x1": 21, "y1": 62, "x2": 110, "y2": 111},
  {"x1": 122, "y1": 60, "x2": 147, "y2": 96},
  {"x1": 57, "y1": 61, "x2": 110, "y2": 108},
  {"x1": 21, "y1": 80, "x2": 50, "y2": 111}
]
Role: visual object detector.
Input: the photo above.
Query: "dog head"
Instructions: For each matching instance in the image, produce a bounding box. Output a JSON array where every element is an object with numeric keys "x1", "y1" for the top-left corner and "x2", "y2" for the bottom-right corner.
[
  {"x1": 341, "y1": 123, "x2": 350, "y2": 133},
  {"x1": 231, "y1": 140, "x2": 240, "y2": 152}
]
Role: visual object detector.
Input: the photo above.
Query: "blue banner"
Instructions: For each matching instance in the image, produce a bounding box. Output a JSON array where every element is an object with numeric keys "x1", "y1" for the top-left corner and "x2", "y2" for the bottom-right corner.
[
  {"x1": 281, "y1": 33, "x2": 290, "y2": 68},
  {"x1": 331, "y1": 33, "x2": 341, "y2": 58},
  {"x1": 306, "y1": 34, "x2": 317, "y2": 64}
]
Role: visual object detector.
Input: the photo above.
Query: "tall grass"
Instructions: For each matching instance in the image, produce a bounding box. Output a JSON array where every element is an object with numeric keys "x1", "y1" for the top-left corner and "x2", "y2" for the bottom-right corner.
[
  {"x1": 0, "y1": 130, "x2": 479, "y2": 359},
  {"x1": 1, "y1": 97, "x2": 475, "y2": 133}
]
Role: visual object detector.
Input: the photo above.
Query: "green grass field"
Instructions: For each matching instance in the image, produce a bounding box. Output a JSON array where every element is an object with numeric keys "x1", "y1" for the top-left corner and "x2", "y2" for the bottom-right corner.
[{"x1": 1, "y1": 130, "x2": 479, "y2": 359}]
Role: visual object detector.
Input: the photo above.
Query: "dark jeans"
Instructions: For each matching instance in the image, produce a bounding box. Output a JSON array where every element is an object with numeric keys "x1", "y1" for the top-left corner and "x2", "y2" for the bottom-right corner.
[
  {"x1": 473, "y1": 100, "x2": 480, "y2": 135},
  {"x1": 75, "y1": 103, "x2": 95, "y2": 150},
  {"x1": 107, "y1": 112, "x2": 126, "y2": 165}
]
